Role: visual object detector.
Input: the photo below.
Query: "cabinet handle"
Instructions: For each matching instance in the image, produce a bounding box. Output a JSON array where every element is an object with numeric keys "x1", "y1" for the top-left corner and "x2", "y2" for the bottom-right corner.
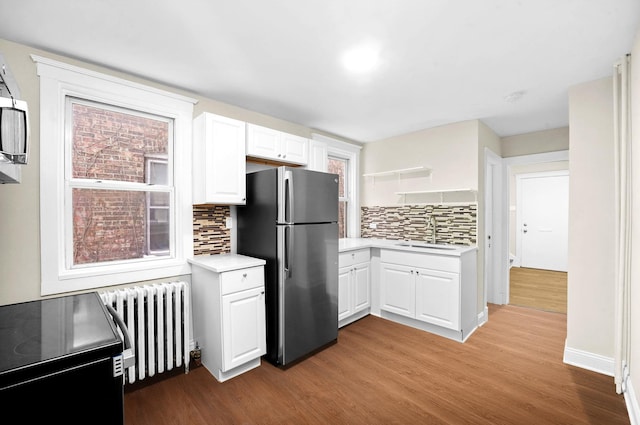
[{"x1": 243, "y1": 273, "x2": 247, "y2": 278}]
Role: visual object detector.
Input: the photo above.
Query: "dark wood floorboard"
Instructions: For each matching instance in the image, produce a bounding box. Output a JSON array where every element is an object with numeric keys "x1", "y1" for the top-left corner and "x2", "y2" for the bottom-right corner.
[{"x1": 124, "y1": 305, "x2": 629, "y2": 425}]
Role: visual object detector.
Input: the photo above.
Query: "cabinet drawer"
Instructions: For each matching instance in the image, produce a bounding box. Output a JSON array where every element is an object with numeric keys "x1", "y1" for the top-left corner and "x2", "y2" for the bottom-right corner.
[
  {"x1": 339, "y1": 249, "x2": 370, "y2": 268},
  {"x1": 220, "y1": 266, "x2": 265, "y2": 295},
  {"x1": 380, "y1": 249, "x2": 459, "y2": 273}
]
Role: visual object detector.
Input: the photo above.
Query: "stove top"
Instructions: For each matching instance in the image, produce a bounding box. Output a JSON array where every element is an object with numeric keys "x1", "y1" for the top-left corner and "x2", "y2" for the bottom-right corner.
[{"x1": 0, "y1": 292, "x2": 121, "y2": 373}]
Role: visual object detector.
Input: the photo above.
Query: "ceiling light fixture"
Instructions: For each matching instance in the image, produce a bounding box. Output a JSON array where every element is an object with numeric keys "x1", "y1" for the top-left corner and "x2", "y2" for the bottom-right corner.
[
  {"x1": 504, "y1": 90, "x2": 527, "y2": 103},
  {"x1": 342, "y1": 44, "x2": 380, "y2": 74}
]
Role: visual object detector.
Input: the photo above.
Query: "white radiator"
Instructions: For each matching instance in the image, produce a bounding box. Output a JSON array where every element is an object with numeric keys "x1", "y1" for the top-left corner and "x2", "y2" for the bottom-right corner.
[{"x1": 100, "y1": 281, "x2": 191, "y2": 385}]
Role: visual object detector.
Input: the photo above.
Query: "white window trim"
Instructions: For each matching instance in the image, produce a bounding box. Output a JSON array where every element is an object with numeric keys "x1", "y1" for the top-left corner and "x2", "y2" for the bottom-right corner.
[
  {"x1": 312, "y1": 133, "x2": 362, "y2": 238},
  {"x1": 33, "y1": 55, "x2": 197, "y2": 295}
]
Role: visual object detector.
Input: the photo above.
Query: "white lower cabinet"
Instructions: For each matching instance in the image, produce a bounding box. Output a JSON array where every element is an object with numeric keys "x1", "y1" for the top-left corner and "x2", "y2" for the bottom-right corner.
[
  {"x1": 190, "y1": 255, "x2": 266, "y2": 382},
  {"x1": 379, "y1": 249, "x2": 476, "y2": 341},
  {"x1": 414, "y1": 268, "x2": 460, "y2": 330},
  {"x1": 379, "y1": 263, "x2": 415, "y2": 318},
  {"x1": 338, "y1": 249, "x2": 371, "y2": 327},
  {"x1": 221, "y1": 286, "x2": 266, "y2": 372}
]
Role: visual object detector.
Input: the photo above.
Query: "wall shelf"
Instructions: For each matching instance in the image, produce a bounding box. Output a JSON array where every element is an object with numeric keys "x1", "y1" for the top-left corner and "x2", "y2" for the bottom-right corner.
[
  {"x1": 363, "y1": 166, "x2": 431, "y2": 178},
  {"x1": 395, "y1": 188, "x2": 477, "y2": 205}
]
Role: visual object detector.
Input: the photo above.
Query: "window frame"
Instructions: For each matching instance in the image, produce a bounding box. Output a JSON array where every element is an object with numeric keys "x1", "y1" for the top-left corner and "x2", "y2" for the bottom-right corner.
[
  {"x1": 313, "y1": 133, "x2": 361, "y2": 238},
  {"x1": 144, "y1": 154, "x2": 171, "y2": 257},
  {"x1": 328, "y1": 156, "x2": 350, "y2": 238},
  {"x1": 34, "y1": 55, "x2": 196, "y2": 295}
]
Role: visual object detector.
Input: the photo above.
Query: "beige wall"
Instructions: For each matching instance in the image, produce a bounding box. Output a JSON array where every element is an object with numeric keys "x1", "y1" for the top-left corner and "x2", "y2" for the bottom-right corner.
[
  {"x1": 566, "y1": 77, "x2": 616, "y2": 357},
  {"x1": 629, "y1": 28, "x2": 640, "y2": 409},
  {"x1": 361, "y1": 119, "x2": 499, "y2": 315},
  {"x1": 0, "y1": 38, "x2": 353, "y2": 305},
  {"x1": 501, "y1": 127, "x2": 569, "y2": 158},
  {"x1": 360, "y1": 120, "x2": 479, "y2": 207}
]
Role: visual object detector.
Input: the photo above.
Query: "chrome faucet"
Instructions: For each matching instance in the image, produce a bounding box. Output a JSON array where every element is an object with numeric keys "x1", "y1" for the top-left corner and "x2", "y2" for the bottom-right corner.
[{"x1": 427, "y1": 215, "x2": 436, "y2": 244}]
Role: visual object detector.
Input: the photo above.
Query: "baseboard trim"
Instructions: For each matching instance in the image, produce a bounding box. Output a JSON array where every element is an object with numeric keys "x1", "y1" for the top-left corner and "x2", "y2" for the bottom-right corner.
[
  {"x1": 625, "y1": 377, "x2": 640, "y2": 425},
  {"x1": 478, "y1": 306, "x2": 489, "y2": 326},
  {"x1": 563, "y1": 344, "x2": 614, "y2": 376}
]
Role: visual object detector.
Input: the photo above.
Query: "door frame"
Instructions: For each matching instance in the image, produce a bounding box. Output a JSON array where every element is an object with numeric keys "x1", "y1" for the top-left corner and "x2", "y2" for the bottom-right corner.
[
  {"x1": 483, "y1": 148, "x2": 503, "y2": 318},
  {"x1": 498, "y1": 150, "x2": 569, "y2": 305},
  {"x1": 515, "y1": 170, "x2": 569, "y2": 271}
]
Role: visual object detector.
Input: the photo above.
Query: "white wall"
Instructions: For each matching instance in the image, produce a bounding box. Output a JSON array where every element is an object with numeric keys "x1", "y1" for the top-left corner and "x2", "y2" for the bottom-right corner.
[{"x1": 566, "y1": 77, "x2": 616, "y2": 359}]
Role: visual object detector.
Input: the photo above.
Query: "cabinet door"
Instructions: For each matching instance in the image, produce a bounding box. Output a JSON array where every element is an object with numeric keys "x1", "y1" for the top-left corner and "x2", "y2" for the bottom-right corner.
[
  {"x1": 307, "y1": 139, "x2": 327, "y2": 172},
  {"x1": 280, "y1": 133, "x2": 308, "y2": 165},
  {"x1": 246, "y1": 124, "x2": 280, "y2": 161},
  {"x1": 193, "y1": 113, "x2": 246, "y2": 204},
  {"x1": 353, "y1": 263, "x2": 370, "y2": 312},
  {"x1": 415, "y1": 268, "x2": 460, "y2": 330},
  {"x1": 380, "y1": 263, "x2": 415, "y2": 318},
  {"x1": 222, "y1": 287, "x2": 266, "y2": 372},
  {"x1": 338, "y1": 266, "x2": 352, "y2": 321}
]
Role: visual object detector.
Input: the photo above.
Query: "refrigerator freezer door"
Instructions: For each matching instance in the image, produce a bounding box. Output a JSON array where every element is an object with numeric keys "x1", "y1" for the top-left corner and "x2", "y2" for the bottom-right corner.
[
  {"x1": 278, "y1": 167, "x2": 339, "y2": 224},
  {"x1": 278, "y1": 222, "x2": 338, "y2": 365}
]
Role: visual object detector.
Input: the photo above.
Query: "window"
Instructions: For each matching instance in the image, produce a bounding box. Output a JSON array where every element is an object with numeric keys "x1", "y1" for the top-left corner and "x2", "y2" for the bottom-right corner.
[
  {"x1": 35, "y1": 55, "x2": 196, "y2": 295},
  {"x1": 328, "y1": 156, "x2": 348, "y2": 238},
  {"x1": 315, "y1": 133, "x2": 361, "y2": 238},
  {"x1": 145, "y1": 155, "x2": 170, "y2": 255}
]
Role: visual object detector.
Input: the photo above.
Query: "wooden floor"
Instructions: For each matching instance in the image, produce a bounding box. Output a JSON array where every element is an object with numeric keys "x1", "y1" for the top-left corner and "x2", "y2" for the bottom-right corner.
[
  {"x1": 124, "y1": 305, "x2": 628, "y2": 425},
  {"x1": 510, "y1": 267, "x2": 567, "y2": 313}
]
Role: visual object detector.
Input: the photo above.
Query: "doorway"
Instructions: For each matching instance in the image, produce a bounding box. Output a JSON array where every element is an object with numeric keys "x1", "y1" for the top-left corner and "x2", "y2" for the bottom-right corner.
[
  {"x1": 509, "y1": 167, "x2": 569, "y2": 313},
  {"x1": 494, "y1": 150, "x2": 569, "y2": 311}
]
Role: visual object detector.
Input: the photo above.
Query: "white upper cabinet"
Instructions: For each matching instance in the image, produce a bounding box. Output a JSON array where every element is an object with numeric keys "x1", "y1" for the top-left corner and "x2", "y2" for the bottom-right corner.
[
  {"x1": 306, "y1": 139, "x2": 328, "y2": 172},
  {"x1": 246, "y1": 123, "x2": 308, "y2": 165},
  {"x1": 193, "y1": 113, "x2": 246, "y2": 205}
]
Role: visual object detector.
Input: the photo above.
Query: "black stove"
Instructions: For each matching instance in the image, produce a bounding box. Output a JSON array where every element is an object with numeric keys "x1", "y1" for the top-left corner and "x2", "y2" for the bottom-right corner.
[{"x1": 0, "y1": 292, "x2": 125, "y2": 424}]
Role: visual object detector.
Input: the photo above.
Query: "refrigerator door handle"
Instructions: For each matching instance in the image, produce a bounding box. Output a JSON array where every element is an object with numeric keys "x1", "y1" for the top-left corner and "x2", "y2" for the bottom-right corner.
[
  {"x1": 284, "y1": 226, "x2": 291, "y2": 277},
  {"x1": 284, "y1": 169, "x2": 293, "y2": 223}
]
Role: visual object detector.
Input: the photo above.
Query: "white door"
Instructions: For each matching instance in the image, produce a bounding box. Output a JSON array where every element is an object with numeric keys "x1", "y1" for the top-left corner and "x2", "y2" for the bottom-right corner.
[{"x1": 517, "y1": 171, "x2": 569, "y2": 272}]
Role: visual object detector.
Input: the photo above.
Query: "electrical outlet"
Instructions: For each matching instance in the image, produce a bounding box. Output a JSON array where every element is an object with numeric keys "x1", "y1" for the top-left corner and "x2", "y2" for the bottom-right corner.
[
  {"x1": 369, "y1": 222, "x2": 377, "y2": 229},
  {"x1": 225, "y1": 217, "x2": 233, "y2": 229}
]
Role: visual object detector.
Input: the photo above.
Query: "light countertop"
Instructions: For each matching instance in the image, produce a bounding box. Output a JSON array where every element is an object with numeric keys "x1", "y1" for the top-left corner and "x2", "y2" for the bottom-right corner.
[
  {"x1": 339, "y1": 238, "x2": 477, "y2": 256},
  {"x1": 188, "y1": 254, "x2": 266, "y2": 273}
]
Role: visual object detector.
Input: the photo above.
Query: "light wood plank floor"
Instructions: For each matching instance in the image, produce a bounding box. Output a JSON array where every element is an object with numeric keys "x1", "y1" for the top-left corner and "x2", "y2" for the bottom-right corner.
[
  {"x1": 510, "y1": 267, "x2": 567, "y2": 313},
  {"x1": 124, "y1": 305, "x2": 628, "y2": 425}
]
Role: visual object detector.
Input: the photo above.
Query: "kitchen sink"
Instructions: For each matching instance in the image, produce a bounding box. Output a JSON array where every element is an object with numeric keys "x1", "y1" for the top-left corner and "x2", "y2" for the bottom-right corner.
[{"x1": 394, "y1": 242, "x2": 457, "y2": 250}]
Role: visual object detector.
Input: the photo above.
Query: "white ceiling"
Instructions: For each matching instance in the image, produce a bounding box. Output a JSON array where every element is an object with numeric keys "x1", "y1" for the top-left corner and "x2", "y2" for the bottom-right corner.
[{"x1": 0, "y1": 0, "x2": 638, "y2": 142}]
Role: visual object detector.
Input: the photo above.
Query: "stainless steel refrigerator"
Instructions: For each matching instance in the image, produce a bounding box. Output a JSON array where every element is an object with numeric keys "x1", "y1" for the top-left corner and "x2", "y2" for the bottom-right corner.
[{"x1": 237, "y1": 166, "x2": 339, "y2": 366}]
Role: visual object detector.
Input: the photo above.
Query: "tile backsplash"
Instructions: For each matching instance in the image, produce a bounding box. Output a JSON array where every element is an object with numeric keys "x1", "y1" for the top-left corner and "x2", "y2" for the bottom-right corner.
[
  {"x1": 193, "y1": 205, "x2": 231, "y2": 255},
  {"x1": 361, "y1": 204, "x2": 477, "y2": 245}
]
